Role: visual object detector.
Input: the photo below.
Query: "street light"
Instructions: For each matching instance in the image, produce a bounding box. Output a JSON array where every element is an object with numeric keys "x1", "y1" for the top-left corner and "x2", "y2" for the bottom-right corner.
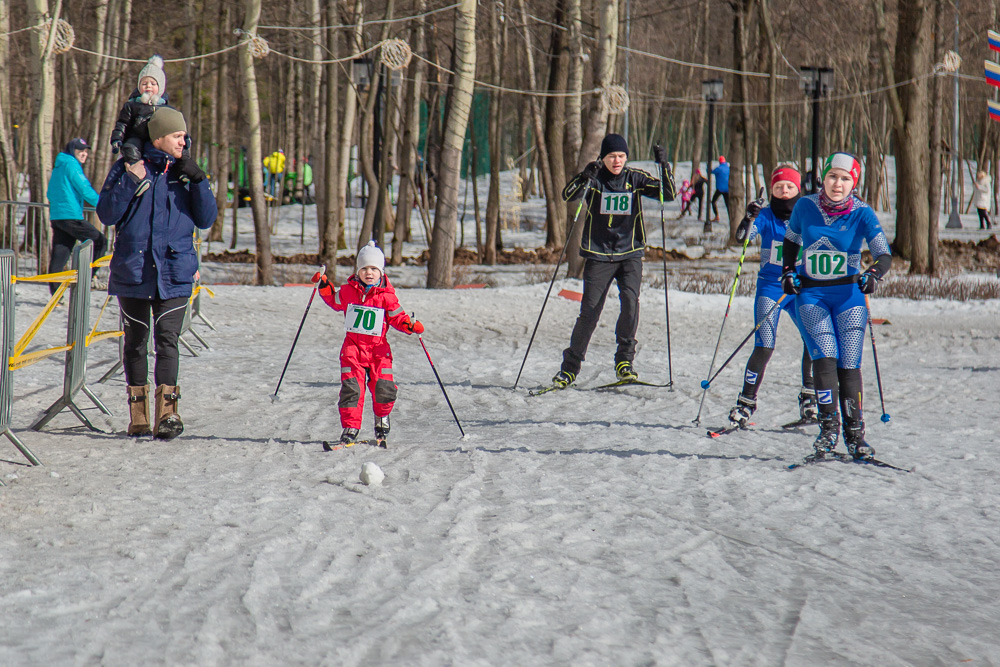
[
  {"x1": 702, "y1": 79, "x2": 724, "y2": 233},
  {"x1": 800, "y1": 66, "x2": 834, "y2": 194}
]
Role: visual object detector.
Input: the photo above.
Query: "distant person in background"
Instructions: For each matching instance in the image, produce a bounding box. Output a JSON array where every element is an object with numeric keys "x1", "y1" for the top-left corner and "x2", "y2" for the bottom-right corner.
[
  {"x1": 263, "y1": 149, "x2": 285, "y2": 196},
  {"x1": 677, "y1": 179, "x2": 694, "y2": 218},
  {"x1": 690, "y1": 169, "x2": 706, "y2": 219},
  {"x1": 46, "y1": 137, "x2": 104, "y2": 293},
  {"x1": 974, "y1": 170, "x2": 992, "y2": 230},
  {"x1": 711, "y1": 156, "x2": 730, "y2": 222}
]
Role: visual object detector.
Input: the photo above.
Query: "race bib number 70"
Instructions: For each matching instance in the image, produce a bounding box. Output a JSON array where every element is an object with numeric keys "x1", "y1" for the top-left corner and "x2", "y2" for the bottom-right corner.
[
  {"x1": 804, "y1": 249, "x2": 848, "y2": 279},
  {"x1": 599, "y1": 192, "x2": 632, "y2": 216},
  {"x1": 345, "y1": 304, "x2": 385, "y2": 336}
]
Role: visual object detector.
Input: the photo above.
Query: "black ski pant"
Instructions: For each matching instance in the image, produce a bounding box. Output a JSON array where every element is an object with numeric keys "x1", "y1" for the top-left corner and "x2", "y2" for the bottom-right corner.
[
  {"x1": 119, "y1": 295, "x2": 188, "y2": 387},
  {"x1": 711, "y1": 190, "x2": 730, "y2": 219},
  {"x1": 740, "y1": 344, "x2": 813, "y2": 401},
  {"x1": 561, "y1": 256, "x2": 642, "y2": 376},
  {"x1": 977, "y1": 208, "x2": 992, "y2": 229},
  {"x1": 812, "y1": 357, "x2": 864, "y2": 428},
  {"x1": 49, "y1": 219, "x2": 106, "y2": 294}
]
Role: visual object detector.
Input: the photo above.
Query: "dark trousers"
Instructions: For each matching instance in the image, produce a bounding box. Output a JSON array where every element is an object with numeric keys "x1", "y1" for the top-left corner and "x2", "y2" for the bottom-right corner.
[
  {"x1": 711, "y1": 190, "x2": 730, "y2": 219},
  {"x1": 49, "y1": 219, "x2": 106, "y2": 294},
  {"x1": 561, "y1": 257, "x2": 642, "y2": 375},
  {"x1": 977, "y1": 208, "x2": 992, "y2": 229},
  {"x1": 119, "y1": 296, "x2": 188, "y2": 387}
]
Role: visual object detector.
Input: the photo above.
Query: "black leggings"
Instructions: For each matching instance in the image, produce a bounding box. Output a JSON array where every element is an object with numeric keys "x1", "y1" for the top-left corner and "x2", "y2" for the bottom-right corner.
[
  {"x1": 977, "y1": 208, "x2": 992, "y2": 229},
  {"x1": 119, "y1": 296, "x2": 188, "y2": 386},
  {"x1": 49, "y1": 219, "x2": 106, "y2": 294}
]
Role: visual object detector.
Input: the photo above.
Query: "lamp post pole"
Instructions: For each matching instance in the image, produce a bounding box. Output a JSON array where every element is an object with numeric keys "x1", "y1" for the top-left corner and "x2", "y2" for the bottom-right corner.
[
  {"x1": 946, "y1": 0, "x2": 962, "y2": 228},
  {"x1": 800, "y1": 67, "x2": 833, "y2": 193}
]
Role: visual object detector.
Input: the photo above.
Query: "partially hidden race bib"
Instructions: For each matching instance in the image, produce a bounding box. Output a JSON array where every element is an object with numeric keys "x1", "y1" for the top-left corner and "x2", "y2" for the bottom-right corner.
[
  {"x1": 770, "y1": 241, "x2": 804, "y2": 267},
  {"x1": 599, "y1": 192, "x2": 632, "y2": 216},
  {"x1": 345, "y1": 304, "x2": 385, "y2": 336},
  {"x1": 803, "y1": 249, "x2": 848, "y2": 280}
]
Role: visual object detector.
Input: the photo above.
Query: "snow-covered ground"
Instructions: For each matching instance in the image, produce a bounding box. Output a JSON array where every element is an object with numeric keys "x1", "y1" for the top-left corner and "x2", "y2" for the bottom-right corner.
[{"x1": 3, "y1": 271, "x2": 1000, "y2": 663}]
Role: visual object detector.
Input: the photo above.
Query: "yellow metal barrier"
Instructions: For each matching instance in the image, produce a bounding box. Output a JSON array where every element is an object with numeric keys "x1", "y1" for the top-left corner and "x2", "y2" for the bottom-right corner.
[
  {"x1": 10, "y1": 279, "x2": 74, "y2": 367},
  {"x1": 86, "y1": 294, "x2": 124, "y2": 347}
]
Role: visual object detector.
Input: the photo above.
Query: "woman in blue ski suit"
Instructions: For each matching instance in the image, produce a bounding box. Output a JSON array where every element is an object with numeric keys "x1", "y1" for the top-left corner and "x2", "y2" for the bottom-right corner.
[
  {"x1": 728, "y1": 165, "x2": 815, "y2": 428},
  {"x1": 781, "y1": 153, "x2": 892, "y2": 459}
]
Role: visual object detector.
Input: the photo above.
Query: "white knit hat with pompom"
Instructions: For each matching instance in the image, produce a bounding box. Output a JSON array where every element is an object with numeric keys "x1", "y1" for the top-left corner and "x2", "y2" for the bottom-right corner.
[
  {"x1": 356, "y1": 241, "x2": 385, "y2": 273},
  {"x1": 137, "y1": 55, "x2": 166, "y2": 95}
]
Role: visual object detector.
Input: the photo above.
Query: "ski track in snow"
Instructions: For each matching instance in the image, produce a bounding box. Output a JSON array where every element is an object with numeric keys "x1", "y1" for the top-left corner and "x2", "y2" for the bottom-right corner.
[{"x1": 2, "y1": 282, "x2": 999, "y2": 665}]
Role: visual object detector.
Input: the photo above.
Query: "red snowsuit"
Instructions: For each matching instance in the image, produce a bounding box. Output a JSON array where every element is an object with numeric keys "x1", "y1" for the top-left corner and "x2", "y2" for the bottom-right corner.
[{"x1": 318, "y1": 274, "x2": 413, "y2": 429}]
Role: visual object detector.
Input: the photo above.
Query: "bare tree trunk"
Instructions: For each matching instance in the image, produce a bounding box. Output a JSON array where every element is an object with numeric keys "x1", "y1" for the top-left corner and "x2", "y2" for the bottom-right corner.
[
  {"x1": 689, "y1": 0, "x2": 711, "y2": 170},
  {"x1": 28, "y1": 0, "x2": 61, "y2": 269},
  {"x1": 0, "y1": 0, "x2": 17, "y2": 200},
  {"x1": 319, "y1": 13, "x2": 340, "y2": 275},
  {"x1": 427, "y1": 0, "x2": 476, "y2": 289},
  {"x1": 727, "y1": 0, "x2": 750, "y2": 243},
  {"x1": 873, "y1": 0, "x2": 932, "y2": 272},
  {"x1": 210, "y1": 3, "x2": 231, "y2": 243},
  {"x1": 926, "y1": 0, "x2": 944, "y2": 274},
  {"x1": 393, "y1": 0, "x2": 426, "y2": 266},
  {"x1": 567, "y1": 1, "x2": 618, "y2": 277},
  {"x1": 484, "y1": 1, "x2": 507, "y2": 265},
  {"x1": 517, "y1": 0, "x2": 562, "y2": 248},
  {"x1": 563, "y1": 0, "x2": 583, "y2": 182},
  {"x1": 757, "y1": 0, "x2": 778, "y2": 178},
  {"x1": 544, "y1": 0, "x2": 569, "y2": 246},
  {"x1": 337, "y1": 0, "x2": 364, "y2": 248},
  {"x1": 239, "y1": 0, "x2": 273, "y2": 284}
]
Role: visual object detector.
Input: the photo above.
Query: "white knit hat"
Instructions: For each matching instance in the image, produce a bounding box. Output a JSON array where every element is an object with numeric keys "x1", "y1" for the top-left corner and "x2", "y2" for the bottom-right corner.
[
  {"x1": 137, "y1": 55, "x2": 166, "y2": 95},
  {"x1": 356, "y1": 241, "x2": 385, "y2": 273}
]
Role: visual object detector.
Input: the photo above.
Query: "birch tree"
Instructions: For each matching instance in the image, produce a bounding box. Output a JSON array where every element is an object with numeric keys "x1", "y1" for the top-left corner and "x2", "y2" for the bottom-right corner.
[{"x1": 426, "y1": 0, "x2": 476, "y2": 288}]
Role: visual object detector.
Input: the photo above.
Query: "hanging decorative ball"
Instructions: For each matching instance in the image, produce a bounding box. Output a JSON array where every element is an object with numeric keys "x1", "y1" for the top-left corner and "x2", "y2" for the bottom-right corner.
[
  {"x1": 44, "y1": 18, "x2": 75, "y2": 55},
  {"x1": 380, "y1": 38, "x2": 413, "y2": 71},
  {"x1": 940, "y1": 50, "x2": 962, "y2": 73},
  {"x1": 604, "y1": 85, "x2": 630, "y2": 115},
  {"x1": 234, "y1": 29, "x2": 270, "y2": 59}
]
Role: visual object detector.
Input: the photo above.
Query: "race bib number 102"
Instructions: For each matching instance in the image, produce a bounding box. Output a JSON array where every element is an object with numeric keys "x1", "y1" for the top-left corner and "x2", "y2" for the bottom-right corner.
[
  {"x1": 600, "y1": 192, "x2": 632, "y2": 216},
  {"x1": 804, "y1": 249, "x2": 848, "y2": 279},
  {"x1": 345, "y1": 304, "x2": 385, "y2": 336}
]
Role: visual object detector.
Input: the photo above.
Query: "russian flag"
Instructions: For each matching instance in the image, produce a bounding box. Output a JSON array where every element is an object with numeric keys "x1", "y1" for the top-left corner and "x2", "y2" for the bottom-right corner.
[
  {"x1": 990, "y1": 30, "x2": 1000, "y2": 53},
  {"x1": 989, "y1": 100, "x2": 1000, "y2": 123},
  {"x1": 987, "y1": 60, "x2": 1000, "y2": 87}
]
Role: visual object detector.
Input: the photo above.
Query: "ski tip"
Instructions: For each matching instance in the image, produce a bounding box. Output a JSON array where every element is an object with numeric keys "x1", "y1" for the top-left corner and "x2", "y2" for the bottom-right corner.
[
  {"x1": 700, "y1": 380, "x2": 711, "y2": 389},
  {"x1": 881, "y1": 414, "x2": 892, "y2": 423}
]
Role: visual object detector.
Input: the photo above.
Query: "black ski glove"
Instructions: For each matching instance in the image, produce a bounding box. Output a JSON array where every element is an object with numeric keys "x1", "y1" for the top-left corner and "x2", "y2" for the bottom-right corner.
[
  {"x1": 781, "y1": 270, "x2": 802, "y2": 295},
  {"x1": 858, "y1": 269, "x2": 880, "y2": 294},
  {"x1": 735, "y1": 215, "x2": 753, "y2": 242},
  {"x1": 582, "y1": 161, "x2": 601, "y2": 184},
  {"x1": 173, "y1": 156, "x2": 206, "y2": 184},
  {"x1": 111, "y1": 140, "x2": 122, "y2": 155},
  {"x1": 745, "y1": 187, "x2": 766, "y2": 218},
  {"x1": 652, "y1": 144, "x2": 667, "y2": 165}
]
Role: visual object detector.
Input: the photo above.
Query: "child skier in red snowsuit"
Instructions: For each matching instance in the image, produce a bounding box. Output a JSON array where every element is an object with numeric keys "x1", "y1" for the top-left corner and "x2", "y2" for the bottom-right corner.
[{"x1": 313, "y1": 241, "x2": 423, "y2": 447}]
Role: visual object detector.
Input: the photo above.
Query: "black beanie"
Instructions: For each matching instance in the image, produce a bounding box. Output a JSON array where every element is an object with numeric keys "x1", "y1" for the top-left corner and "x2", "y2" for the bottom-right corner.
[{"x1": 599, "y1": 133, "x2": 629, "y2": 159}]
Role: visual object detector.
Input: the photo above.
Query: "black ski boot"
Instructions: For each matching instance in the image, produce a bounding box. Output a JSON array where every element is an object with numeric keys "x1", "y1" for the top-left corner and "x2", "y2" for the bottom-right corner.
[
  {"x1": 375, "y1": 416, "x2": 390, "y2": 448},
  {"x1": 844, "y1": 420, "x2": 875, "y2": 460},
  {"x1": 813, "y1": 415, "x2": 840, "y2": 457},
  {"x1": 728, "y1": 395, "x2": 756, "y2": 428},
  {"x1": 551, "y1": 370, "x2": 575, "y2": 389},
  {"x1": 339, "y1": 427, "x2": 360, "y2": 446},
  {"x1": 615, "y1": 361, "x2": 638, "y2": 382},
  {"x1": 798, "y1": 387, "x2": 819, "y2": 423}
]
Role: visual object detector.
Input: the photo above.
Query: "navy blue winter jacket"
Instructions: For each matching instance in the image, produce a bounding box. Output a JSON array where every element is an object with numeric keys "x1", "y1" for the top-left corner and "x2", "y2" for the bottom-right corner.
[{"x1": 96, "y1": 143, "x2": 216, "y2": 300}]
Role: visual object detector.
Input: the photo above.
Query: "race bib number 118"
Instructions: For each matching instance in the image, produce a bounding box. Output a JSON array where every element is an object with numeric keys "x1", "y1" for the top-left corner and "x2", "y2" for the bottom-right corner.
[
  {"x1": 345, "y1": 304, "x2": 385, "y2": 336},
  {"x1": 600, "y1": 193, "x2": 632, "y2": 216}
]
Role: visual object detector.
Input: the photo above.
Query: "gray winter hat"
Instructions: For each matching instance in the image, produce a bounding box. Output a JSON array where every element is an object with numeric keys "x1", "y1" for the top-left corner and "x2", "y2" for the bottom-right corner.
[
  {"x1": 147, "y1": 107, "x2": 187, "y2": 141},
  {"x1": 137, "y1": 55, "x2": 166, "y2": 94}
]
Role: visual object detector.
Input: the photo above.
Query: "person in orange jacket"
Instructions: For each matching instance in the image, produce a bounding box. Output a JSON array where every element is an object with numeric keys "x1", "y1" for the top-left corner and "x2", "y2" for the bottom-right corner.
[{"x1": 312, "y1": 241, "x2": 423, "y2": 447}]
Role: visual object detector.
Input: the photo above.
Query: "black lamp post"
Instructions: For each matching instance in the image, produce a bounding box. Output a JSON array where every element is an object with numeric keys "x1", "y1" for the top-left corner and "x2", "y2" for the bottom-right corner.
[
  {"x1": 800, "y1": 67, "x2": 834, "y2": 194},
  {"x1": 702, "y1": 79, "x2": 724, "y2": 233}
]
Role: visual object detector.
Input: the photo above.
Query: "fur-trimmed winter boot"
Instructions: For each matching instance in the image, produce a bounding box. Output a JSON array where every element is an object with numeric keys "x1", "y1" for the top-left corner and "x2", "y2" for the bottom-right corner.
[
  {"x1": 127, "y1": 385, "x2": 152, "y2": 437},
  {"x1": 154, "y1": 384, "x2": 184, "y2": 440}
]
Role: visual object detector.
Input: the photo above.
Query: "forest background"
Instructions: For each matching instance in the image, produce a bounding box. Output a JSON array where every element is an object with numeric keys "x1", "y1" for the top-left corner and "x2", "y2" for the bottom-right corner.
[{"x1": 0, "y1": 0, "x2": 996, "y2": 287}]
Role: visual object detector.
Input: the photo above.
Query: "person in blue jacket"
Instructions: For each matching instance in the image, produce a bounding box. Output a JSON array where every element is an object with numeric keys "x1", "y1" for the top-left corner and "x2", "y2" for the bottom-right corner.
[
  {"x1": 728, "y1": 165, "x2": 815, "y2": 428},
  {"x1": 46, "y1": 138, "x2": 103, "y2": 293},
  {"x1": 710, "y1": 156, "x2": 730, "y2": 222},
  {"x1": 781, "y1": 152, "x2": 892, "y2": 460},
  {"x1": 97, "y1": 107, "x2": 216, "y2": 441}
]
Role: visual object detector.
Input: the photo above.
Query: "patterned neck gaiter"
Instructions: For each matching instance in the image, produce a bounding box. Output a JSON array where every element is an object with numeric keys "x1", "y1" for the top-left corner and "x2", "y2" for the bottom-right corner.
[{"x1": 819, "y1": 189, "x2": 853, "y2": 216}]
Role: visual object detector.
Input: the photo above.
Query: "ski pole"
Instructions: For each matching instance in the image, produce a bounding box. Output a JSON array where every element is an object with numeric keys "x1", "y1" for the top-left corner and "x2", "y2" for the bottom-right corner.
[
  {"x1": 658, "y1": 159, "x2": 674, "y2": 389},
  {"x1": 865, "y1": 294, "x2": 891, "y2": 423},
  {"x1": 699, "y1": 294, "x2": 786, "y2": 390},
  {"x1": 417, "y1": 329, "x2": 467, "y2": 437},
  {"x1": 513, "y1": 183, "x2": 592, "y2": 389},
  {"x1": 272, "y1": 264, "x2": 326, "y2": 400},
  {"x1": 692, "y1": 236, "x2": 751, "y2": 424}
]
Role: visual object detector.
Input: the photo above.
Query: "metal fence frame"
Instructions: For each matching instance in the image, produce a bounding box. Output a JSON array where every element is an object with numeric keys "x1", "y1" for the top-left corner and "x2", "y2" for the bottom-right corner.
[
  {"x1": 30, "y1": 241, "x2": 112, "y2": 431},
  {"x1": 1, "y1": 201, "x2": 104, "y2": 278},
  {"x1": 0, "y1": 250, "x2": 42, "y2": 468}
]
